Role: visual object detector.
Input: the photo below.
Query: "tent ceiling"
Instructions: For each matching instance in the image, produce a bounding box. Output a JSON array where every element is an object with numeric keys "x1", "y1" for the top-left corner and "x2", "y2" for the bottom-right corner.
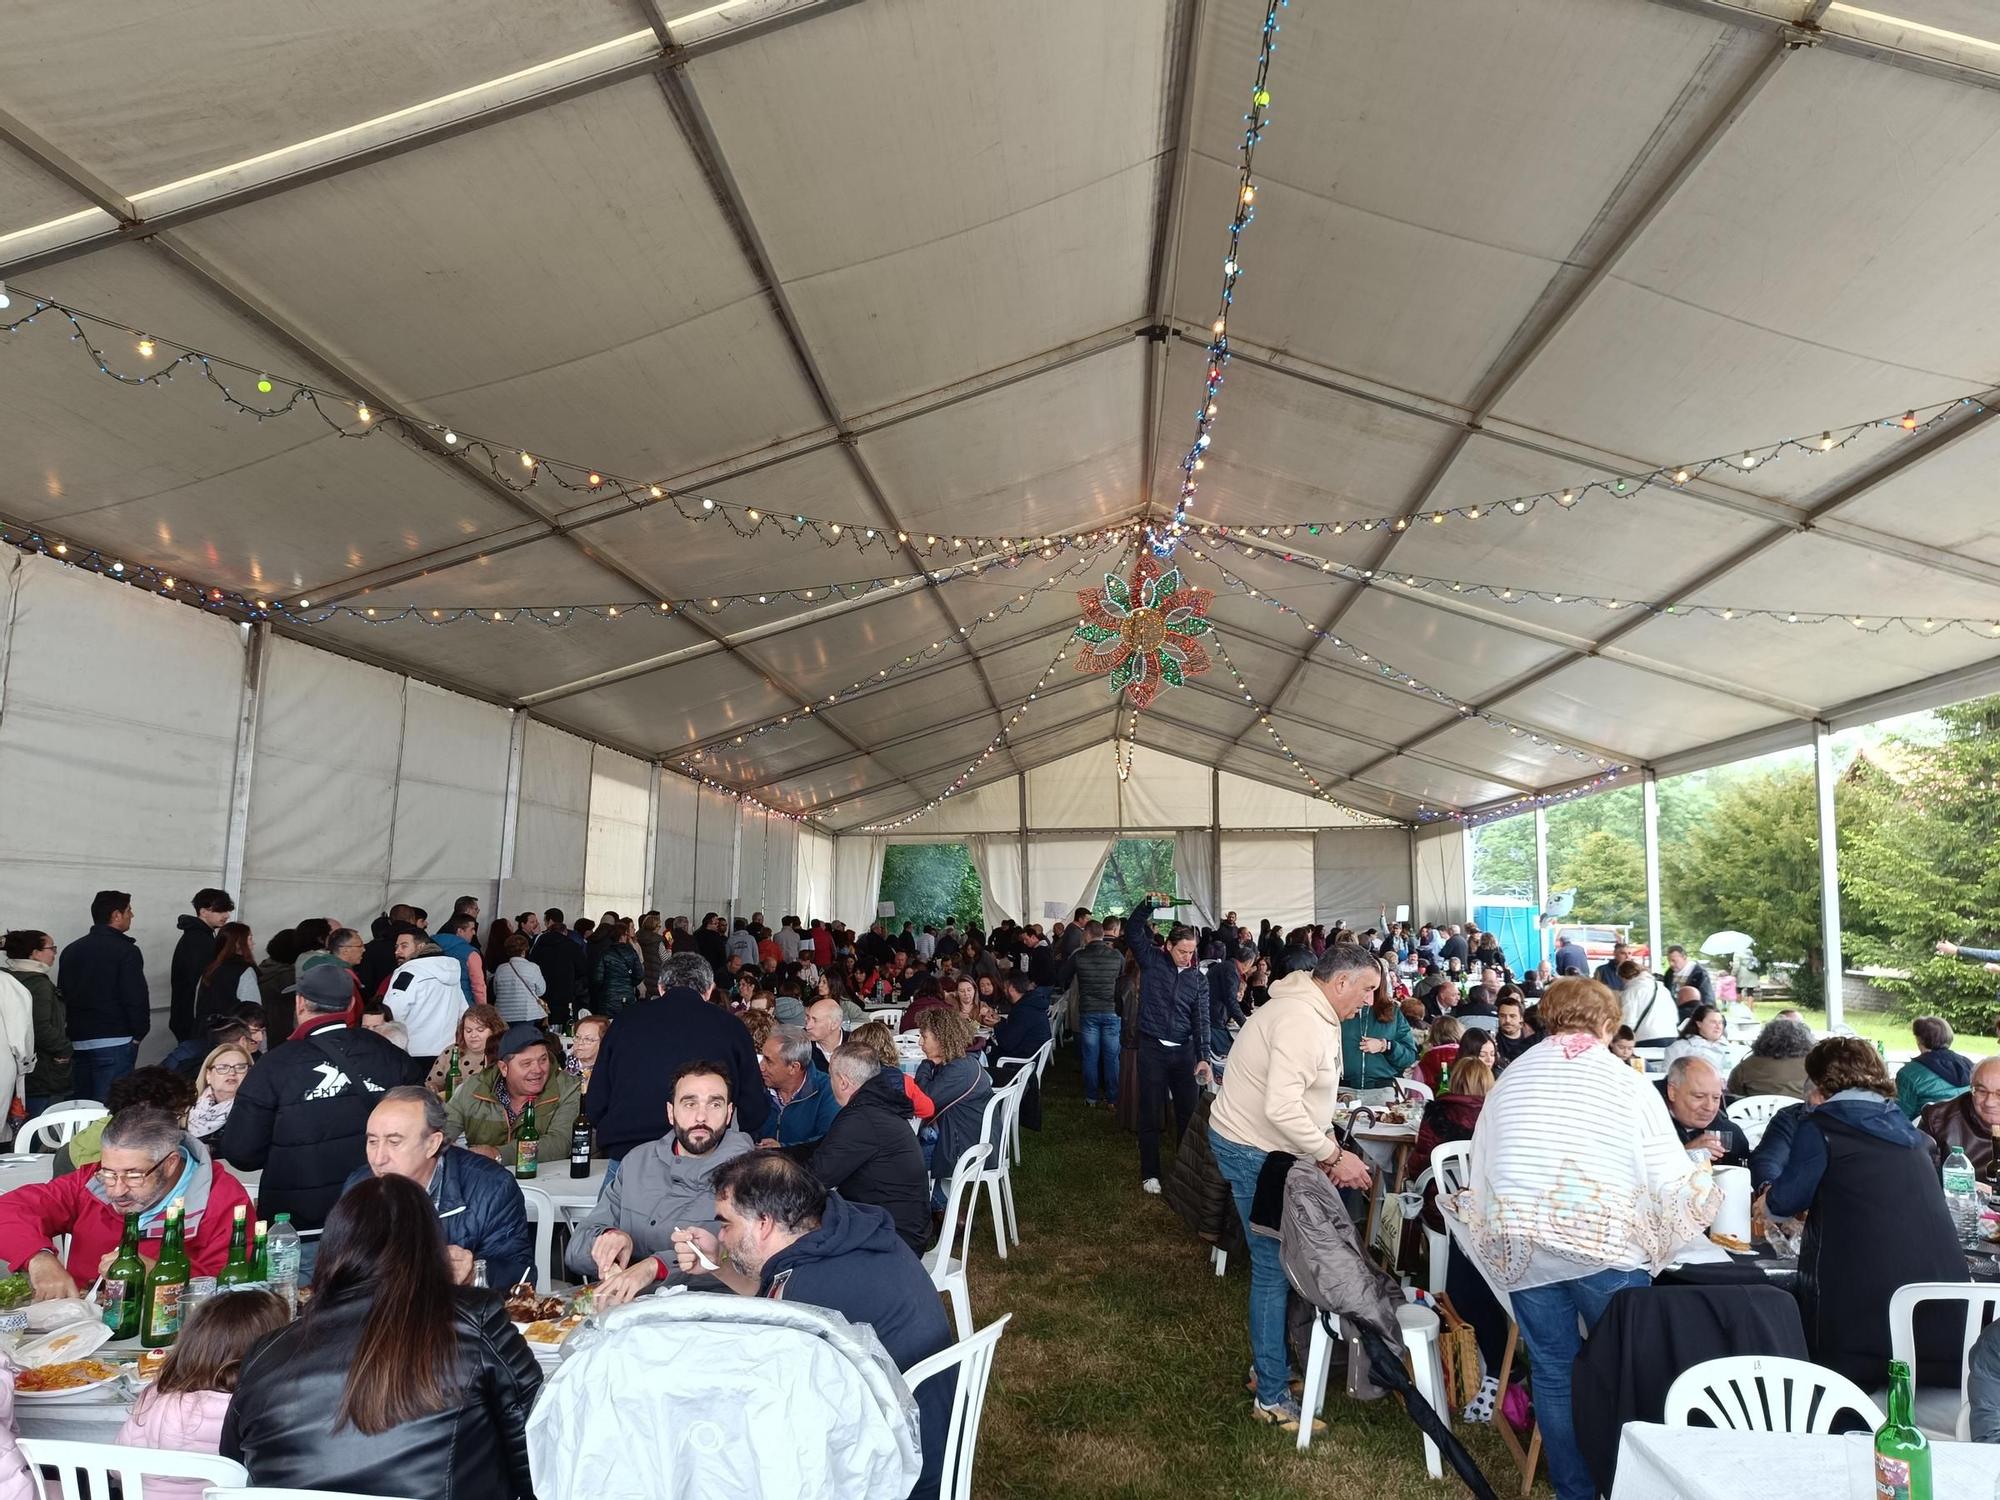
[{"x1": 3, "y1": 0, "x2": 1999, "y2": 832}]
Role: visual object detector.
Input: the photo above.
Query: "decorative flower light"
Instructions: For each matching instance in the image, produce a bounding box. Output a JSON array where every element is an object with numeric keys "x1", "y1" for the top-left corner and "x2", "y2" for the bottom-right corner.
[{"x1": 1074, "y1": 554, "x2": 1214, "y2": 709}]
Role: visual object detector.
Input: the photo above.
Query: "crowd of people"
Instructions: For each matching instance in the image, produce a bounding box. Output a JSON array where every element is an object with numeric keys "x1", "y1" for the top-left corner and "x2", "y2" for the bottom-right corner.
[{"x1": 5, "y1": 891, "x2": 2000, "y2": 1498}]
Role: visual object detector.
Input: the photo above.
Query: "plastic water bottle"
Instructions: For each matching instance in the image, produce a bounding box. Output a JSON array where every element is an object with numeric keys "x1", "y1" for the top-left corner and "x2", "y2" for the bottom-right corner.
[
  {"x1": 266, "y1": 1213, "x2": 302, "y2": 1313},
  {"x1": 1944, "y1": 1148, "x2": 1978, "y2": 1244}
]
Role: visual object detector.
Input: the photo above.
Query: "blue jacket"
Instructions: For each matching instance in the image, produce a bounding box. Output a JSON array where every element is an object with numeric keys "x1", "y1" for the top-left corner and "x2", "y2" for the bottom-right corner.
[
  {"x1": 1127, "y1": 903, "x2": 1210, "y2": 1054},
  {"x1": 1766, "y1": 1091, "x2": 1932, "y2": 1219},
  {"x1": 342, "y1": 1146, "x2": 534, "y2": 1285},
  {"x1": 1207, "y1": 961, "x2": 1247, "y2": 1033},
  {"x1": 430, "y1": 931, "x2": 477, "y2": 1004},
  {"x1": 58, "y1": 924, "x2": 150, "y2": 1045},
  {"x1": 584, "y1": 986, "x2": 770, "y2": 1158},
  {"x1": 769, "y1": 1065, "x2": 840, "y2": 1147},
  {"x1": 988, "y1": 988, "x2": 1053, "y2": 1063}
]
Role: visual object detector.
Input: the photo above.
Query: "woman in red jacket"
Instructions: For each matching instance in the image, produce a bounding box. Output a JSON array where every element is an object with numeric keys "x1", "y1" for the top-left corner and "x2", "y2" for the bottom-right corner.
[{"x1": 0, "y1": 1105, "x2": 254, "y2": 1300}]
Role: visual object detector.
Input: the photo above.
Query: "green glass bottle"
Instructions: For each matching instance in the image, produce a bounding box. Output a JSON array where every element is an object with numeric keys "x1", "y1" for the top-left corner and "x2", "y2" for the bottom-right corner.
[
  {"x1": 99, "y1": 1212, "x2": 146, "y2": 1339},
  {"x1": 139, "y1": 1201, "x2": 191, "y2": 1348},
  {"x1": 216, "y1": 1204, "x2": 256, "y2": 1289},
  {"x1": 251, "y1": 1218, "x2": 269, "y2": 1282},
  {"x1": 1873, "y1": 1359, "x2": 1931, "y2": 1499},
  {"x1": 515, "y1": 1100, "x2": 539, "y2": 1180},
  {"x1": 445, "y1": 1050, "x2": 462, "y2": 1097}
]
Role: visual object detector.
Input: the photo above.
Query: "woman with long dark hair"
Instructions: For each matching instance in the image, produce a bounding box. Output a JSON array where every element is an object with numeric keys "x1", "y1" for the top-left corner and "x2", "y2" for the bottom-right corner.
[
  {"x1": 197, "y1": 923, "x2": 260, "y2": 1022},
  {"x1": 221, "y1": 1173, "x2": 540, "y2": 1498}
]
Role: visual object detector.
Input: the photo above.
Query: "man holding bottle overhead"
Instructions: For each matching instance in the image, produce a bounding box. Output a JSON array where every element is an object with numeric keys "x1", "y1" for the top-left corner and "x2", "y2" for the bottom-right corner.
[{"x1": 0, "y1": 1104, "x2": 253, "y2": 1300}]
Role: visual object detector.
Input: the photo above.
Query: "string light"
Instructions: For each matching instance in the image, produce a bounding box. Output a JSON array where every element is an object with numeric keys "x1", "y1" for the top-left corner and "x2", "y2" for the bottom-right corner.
[
  {"x1": 1416, "y1": 766, "x2": 1635, "y2": 827},
  {"x1": 1153, "y1": 0, "x2": 1288, "y2": 556}
]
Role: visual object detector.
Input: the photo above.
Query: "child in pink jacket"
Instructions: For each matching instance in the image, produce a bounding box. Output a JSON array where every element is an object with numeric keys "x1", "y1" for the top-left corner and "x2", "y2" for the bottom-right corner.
[
  {"x1": 0, "y1": 1362, "x2": 37, "y2": 1500},
  {"x1": 117, "y1": 1290, "x2": 289, "y2": 1500}
]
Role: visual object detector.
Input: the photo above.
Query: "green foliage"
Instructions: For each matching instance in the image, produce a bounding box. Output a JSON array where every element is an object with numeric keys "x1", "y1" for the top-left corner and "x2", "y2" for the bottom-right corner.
[
  {"x1": 1553, "y1": 829, "x2": 1646, "y2": 932},
  {"x1": 1096, "y1": 838, "x2": 1178, "y2": 920},
  {"x1": 877, "y1": 843, "x2": 985, "y2": 930}
]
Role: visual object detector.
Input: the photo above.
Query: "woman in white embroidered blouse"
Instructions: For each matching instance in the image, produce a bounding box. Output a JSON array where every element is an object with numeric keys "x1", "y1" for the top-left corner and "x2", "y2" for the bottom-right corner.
[{"x1": 1459, "y1": 978, "x2": 1719, "y2": 1500}]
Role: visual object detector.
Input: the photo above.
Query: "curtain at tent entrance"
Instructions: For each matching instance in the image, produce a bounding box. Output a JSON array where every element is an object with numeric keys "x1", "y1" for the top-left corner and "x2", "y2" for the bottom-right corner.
[
  {"x1": 795, "y1": 827, "x2": 834, "y2": 926},
  {"x1": 1027, "y1": 838, "x2": 1113, "y2": 923},
  {"x1": 833, "y1": 836, "x2": 888, "y2": 934},
  {"x1": 965, "y1": 835, "x2": 1024, "y2": 928},
  {"x1": 1172, "y1": 830, "x2": 1217, "y2": 929}
]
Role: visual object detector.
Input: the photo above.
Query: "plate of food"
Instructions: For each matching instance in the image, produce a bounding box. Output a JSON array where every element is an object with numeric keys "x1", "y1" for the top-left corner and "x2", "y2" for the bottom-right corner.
[
  {"x1": 521, "y1": 1315, "x2": 584, "y2": 1354},
  {"x1": 13, "y1": 1358, "x2": 122, "y2": 1399}
]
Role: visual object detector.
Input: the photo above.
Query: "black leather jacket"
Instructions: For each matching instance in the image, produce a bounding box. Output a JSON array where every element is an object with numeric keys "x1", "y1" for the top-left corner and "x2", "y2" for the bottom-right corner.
[{"x1": 222, "y1": 1285, "x2": 541, "y2": 1500}]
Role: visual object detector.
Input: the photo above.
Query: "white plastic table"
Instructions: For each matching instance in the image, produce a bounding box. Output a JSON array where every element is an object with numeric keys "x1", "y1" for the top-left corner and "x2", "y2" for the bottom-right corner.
[{"x1": 1610, "y1": 1421, "x2": 2000, "y2": 1498}]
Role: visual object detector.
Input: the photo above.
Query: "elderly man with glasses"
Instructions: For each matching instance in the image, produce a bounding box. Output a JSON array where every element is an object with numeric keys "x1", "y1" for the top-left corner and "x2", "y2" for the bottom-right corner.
[
  {"x1": 0, "y1": 1104, "x2": 254, "y2": 1301},
  {"x1": 1919, "y1": 1054, "x2": 2000, "y2": 1182}
]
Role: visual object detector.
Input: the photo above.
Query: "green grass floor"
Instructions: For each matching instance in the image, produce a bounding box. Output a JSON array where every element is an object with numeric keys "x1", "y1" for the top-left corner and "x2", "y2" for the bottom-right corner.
[
  {"x1": 1741, "y1": 999, "x2": 2000, "y2": 1057},
  {"x1": 968, "y1": 1052, "x2": 1543, "y2": 1498}
]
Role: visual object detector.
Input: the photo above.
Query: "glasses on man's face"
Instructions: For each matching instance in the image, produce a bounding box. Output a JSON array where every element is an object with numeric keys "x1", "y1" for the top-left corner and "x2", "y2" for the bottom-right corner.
[
  {"x1": 1973, "y1": 1086, "x2": 2000, "y2": 1104},
  {"x1": 100, "y1": 1156, "x2": 171, "y2": 1188}
]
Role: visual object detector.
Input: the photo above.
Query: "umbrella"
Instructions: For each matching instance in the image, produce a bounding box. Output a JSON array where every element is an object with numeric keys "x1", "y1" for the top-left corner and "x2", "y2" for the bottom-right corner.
[{"x1": 1700, "y1": 931, "x2": 1755, "y2": 956}]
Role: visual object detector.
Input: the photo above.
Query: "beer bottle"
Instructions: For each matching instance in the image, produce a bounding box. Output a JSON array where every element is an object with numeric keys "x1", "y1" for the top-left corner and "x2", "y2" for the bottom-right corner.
[
  {"x1": 445, "y1": 1050, "x2": 462, "y2": 1097},
  {"x1": 217, "y1": 1204, "x2": 256, "y2": 1288},
  {"x1": 140, "y1": 1201, "x2": 191, "y2": 1348},
  {"x1": 1873, "y1": 1358, "x2": 1931, "y2": 1499},
  {"x1": 99, "y1": 1212, "x2": 146, "y2": 1339},
  {"x1": 570, "y1": 1118, "x2": 592, "y2": 1179},
  {"x1": 515, "y1": 1101, "x2": 539, "y2": 1180},
  {"x1": 251, "y1": 1218, "x2": 269, "y2": 1282}
]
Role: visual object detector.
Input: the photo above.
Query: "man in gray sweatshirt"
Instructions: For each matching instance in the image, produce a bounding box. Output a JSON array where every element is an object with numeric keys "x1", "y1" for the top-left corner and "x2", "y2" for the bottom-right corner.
[{"x1": 571, "y1": 1059, "x2": 753, "y2": 1304}]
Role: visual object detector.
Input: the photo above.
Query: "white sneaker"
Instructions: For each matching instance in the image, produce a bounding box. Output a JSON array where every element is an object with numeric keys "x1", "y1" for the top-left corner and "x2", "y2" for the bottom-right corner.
[{"x1": 1141, "y1": 1177, "x2": 1162, "y2": 1195}]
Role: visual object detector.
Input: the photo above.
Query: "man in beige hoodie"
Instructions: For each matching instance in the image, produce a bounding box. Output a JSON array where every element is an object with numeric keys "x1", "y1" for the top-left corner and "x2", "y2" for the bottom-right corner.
[{"x1": 1209, "y1": 943, "x2": 1379, "y2": 1432}]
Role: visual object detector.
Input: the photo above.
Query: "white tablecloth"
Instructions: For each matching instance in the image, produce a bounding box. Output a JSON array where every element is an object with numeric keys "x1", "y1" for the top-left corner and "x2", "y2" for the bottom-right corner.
[{"x1": 1611, "y1": 1421, "x2": 2000, "y2": 1498}]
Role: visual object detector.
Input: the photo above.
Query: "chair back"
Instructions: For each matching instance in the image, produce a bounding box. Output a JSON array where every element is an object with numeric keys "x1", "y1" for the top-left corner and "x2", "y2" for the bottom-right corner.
[
  {"x1": 1724, "y1": 1094, "x2": 1793, "y2": 1148},
  {"x1": 1397, "y1": 1077, "x2": 1434, "y2": 1103},
  {"x1": 926, "y1": 1143, "x2": 990, "y2": 1279},
  {"x1": 1429, "y1": 1139, "x2": 1472, "y2": 1198},
  {"x1": 871, "y1": 1007, "x2": 905, "y2": 1031},
  {"x1": 12, "y1": 1102, "x2": 109, "y2": 1155},
  {"x1": 905, "y1": 1316, "x2": 1011, "y2": 1500},
  {"x1": 1663, "y1": 1355, "x2": 1884, "y2": 1433},
  {"x1": 1888, "y1": 1281, "x2": 2000, "y2": 1438},
  {"x1": 518, "y1": 1183, "x2": 558, "y2": 1288},
  {"x1": 15, "y1": 1438, "x2": 244, "y2": 1497}
]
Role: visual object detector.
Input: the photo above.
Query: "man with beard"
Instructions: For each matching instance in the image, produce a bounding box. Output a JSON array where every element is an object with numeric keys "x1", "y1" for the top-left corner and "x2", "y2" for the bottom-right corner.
[{"x1": 572, "y1": 1060, "x2": 752, "y2": 1305}]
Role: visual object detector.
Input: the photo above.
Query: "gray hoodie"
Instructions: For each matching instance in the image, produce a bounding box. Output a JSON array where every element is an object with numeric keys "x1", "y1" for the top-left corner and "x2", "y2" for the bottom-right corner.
[{"x1": 565, "y1": 1126, "x2": 753, "y2": 1277}]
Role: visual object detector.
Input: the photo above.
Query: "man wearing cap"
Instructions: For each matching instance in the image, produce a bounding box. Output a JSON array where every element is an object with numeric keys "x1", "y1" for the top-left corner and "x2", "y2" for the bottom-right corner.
[
  {"x1": 221, "y1": 963, "x2": 421, "y2": 1275},
  {"x1": 446, "y1": 1022, "x2": 582, "y2": 1170}
]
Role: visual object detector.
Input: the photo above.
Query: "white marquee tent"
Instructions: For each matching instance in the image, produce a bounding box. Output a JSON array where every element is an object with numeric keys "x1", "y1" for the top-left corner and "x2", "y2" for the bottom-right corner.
[{"x1": 2, "y1": 0, "x2": 1999, "y2": 1034}]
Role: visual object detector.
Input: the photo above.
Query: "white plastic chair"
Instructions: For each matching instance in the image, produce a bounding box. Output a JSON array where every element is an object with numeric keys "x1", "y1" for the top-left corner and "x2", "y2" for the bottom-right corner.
[
  {"x1": 973, "y1": 1075, "x2": 1028, "y2": 1257},
  {"x1": 925, "y1": 1143, "x2": 989, "y2": 1340},
  {"x1": 15, "y1": 1439, "x2": 245, "y2": 1497},
  {"x1": 1291, "y1": 1300, "x2": 1445, "y2": 1475},
  {"x1": 206, "y1": 1489, "x2": 419, "y2": 1500},
  {"x1": 904, "y1": 1315, "x2": 1011, "y2": 1500},
  {"x1": 517, "y1": 1183, "x2": 557, "y2": 1288},
  {"x1": 1664, "y1": 1355, "x2": 1885, "y2": 1433},
  {"x1": 992, "y1": 1039, "x2": 1054, "y2": 1167},
  {"x1": 872, "y1": 1007, "x2": 905, "y2": 1031},
  {"x1": 1429, "y1": 1139, "x2": 1471, "y2": 1199},
  {"x1": 1409, "y1": 1168, "x2": 1447, "y2": 1293},
  {"x1": 1887, "y1": 1281, "x2": 2000, "y2": 1439},
  {"x1": 1397, "y1": 1077, "x2": 1434, "y2": 1103},
  {"x1": 11, "y1": 1102, "x2": 109, "y2": 1156},
  {"x1": 1724, "y1": 1094, "x2": 1794, "y2": 1149}
]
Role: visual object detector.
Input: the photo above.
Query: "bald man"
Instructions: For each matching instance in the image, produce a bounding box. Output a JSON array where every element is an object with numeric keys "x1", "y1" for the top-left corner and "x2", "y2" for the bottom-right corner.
[
  {"x1": 1919, "y1": 1054, "x2": 2000, "y2": 1179},
  {"x1": 804, "y1": 997, "x2": 847, "y2": 1074},
  {"x1": 1659, "y1": 1056, "x2": 1750, "y2": 1167}
]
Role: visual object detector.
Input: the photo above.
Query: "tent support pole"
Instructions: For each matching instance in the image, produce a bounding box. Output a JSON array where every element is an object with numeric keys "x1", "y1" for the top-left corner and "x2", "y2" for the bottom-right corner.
[
  {"x1": 1533, "y1": 806, "x2": 1550, "y2": 969},
  {"x1": 221, "y1": 622, "x2": 269, "y2": 898},
  {"x1": 642, "y1": 764, "x2": 661, "y2": 913},
  {"x1": 1019, "y1": 778, "x2": 1031, "y2": 927},
  {"x1": 495, "y1": 711, "x2": 527, "y2": 920},
  {"x1": 1212, "y1": 769, "x2": 1224, "y2": 930},
  {"x1": 1643, "y1": 773, "x2": 1663, "y2": 965},
  {"x1": 1815, "y1": 721, "x2": 1845, "y2": 1030}
]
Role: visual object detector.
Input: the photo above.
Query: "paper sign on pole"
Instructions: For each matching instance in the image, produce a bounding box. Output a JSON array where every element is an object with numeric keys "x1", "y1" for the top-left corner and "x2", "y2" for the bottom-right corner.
[
  {"x1": 877, "y1": 901, "x2": 895, "y2": 918},
  {"x1": 1395, "y1": 904, "x2": 1410, "y2": 922},
  {"x1": 1043, "y1": 900, "x2": 1068, "y2": 920}
]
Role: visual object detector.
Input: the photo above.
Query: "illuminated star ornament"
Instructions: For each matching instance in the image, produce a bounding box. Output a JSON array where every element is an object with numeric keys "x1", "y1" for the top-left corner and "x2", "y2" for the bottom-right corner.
[{"x1": 1074, "y1": 555, "x2": 1214, "y2": 709}]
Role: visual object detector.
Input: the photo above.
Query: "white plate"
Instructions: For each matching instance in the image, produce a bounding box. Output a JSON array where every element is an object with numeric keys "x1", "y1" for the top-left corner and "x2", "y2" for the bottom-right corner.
[{"x1": 14, "y1": 1371, "x2": 123, "y2": 1401}]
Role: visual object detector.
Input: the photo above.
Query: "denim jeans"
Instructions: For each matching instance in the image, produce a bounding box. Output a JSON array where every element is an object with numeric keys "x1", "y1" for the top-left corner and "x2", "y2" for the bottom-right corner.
[
  {"x1": 1077, "y1": 1011, "x2": 1121, "y2": 1104},
  {"x1": 1210, "y1": 1128, "x2": 1289, "y2": 1406},
  {"x1": 70, "y1": 1043, "x2": 137, "y2": 1104},
  {"x1": 1510, "y1": 1266, "x2": 1650, "y2": 1500}
]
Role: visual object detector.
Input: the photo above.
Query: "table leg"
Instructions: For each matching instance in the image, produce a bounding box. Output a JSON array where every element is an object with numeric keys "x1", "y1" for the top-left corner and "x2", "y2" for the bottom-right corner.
[{"x1": 1488, "y1": 1316, "x2": 1543, "y2": 1495}]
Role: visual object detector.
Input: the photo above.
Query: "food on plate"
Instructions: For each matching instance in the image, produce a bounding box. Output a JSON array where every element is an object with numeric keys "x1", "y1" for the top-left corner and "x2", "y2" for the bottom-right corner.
[
  {"x1": 503, "y1": 1283, "x2": 564, "y2": 1323},
  {"x1": 523, "y1": 1315, "x2": 583, "y2": 1346},
  {"x1": 15, "y1": 1358, "x2": 119, "y2": 1393},
  {"x1": 135, "y1": 1348, "x2": 169, "y2": 1382},
  {"x1": 0, "y1": 1271, "x2": 31, "y2": 1311},
  {"x1": 565, "y1": 1287, "x2": 595, "y2": 1318}
]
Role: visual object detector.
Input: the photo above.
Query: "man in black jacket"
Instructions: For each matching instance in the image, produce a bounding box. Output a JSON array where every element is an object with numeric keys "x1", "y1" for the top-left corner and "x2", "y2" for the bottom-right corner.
[
  {"x1": 354, "y1": 905, "x2": 422, "y2": 997},
  {"x1": 1128, "y1": 897, "x2": 1212, "y2": 1194},
  {"x1": 808, "y1": 1044, "x2": 930, "y2": 1253},
  {"x1": 221, "y1": 964, "x2": 422, "y2": 1276},
  {"x1": 61, "y1": 890, "x2": 151, "y2": 1103},
  {"x1": 584, "y1": 952, "x2": 769, "y2": 1162},
  {"x1": 529, "y1": 908, "x2": 584, "y2": 1025},
  {"x1": 670, "y1": 1151, "x2": 953, "y2": 1500},
  {"x1": 1058, "y1": 921, "x2": 1125, "y2": 1107},
  {"x1": 170, "y1": 888, "x2": 233, "y2": 1043}
]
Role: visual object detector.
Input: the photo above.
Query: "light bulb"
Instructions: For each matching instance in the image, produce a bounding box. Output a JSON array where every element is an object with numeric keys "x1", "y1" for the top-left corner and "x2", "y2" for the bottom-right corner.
[
  {"x1": 587, "y1": 472, "x2": 602, "y2": 487},
  {"x1": 443, "y1": 429, "x2": 458, "y2": 446},
  {"x1": 1241, "y1": 183, "x2": 1256, "y2": 203},
  {"x1": 0, "y1": 283, "x2": 9, "y2": 309},
  {"x1": 1739, "y1": 451, "x2": 1757, "y2": 468},
  {"x1": 1672, "y1": 468, "x2": 1689, "y2": 484},
  {"x1": 747, "y1": 509, "x2": 760, "y2": 522},
  {"x1": 649, "y1": 485, "x2": 663, "y2": 499},
  {"x1": 136, "y1": 337, "x2": 154, "y2": 358},
  {"x1": 521, "y1": 452, "x2": 534, "y2": 468},
  {"x1": 701, "y1": 497, "x2": 714, "y2": 510},
  {"x1": 357, "y1": 403, "x2": 372, "y2": 423},
  {"x1": 256, "y1": 376, "x2": 273, "y2": 394},
  {"x1": 1819, "y1": 431, "x2": 1834, "y2": 450},
  {"x1": 1558, "y1": 489, "x2": 1576, "y2": 506},
  {"x1": 1901, "y1": 411, "x2": 1918, "y2": 431}
]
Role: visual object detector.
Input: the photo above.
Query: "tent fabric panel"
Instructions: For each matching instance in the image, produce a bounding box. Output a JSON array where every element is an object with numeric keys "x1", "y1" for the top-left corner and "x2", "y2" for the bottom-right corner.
[
  {"x1": 691, "y1": 786, "x2": 740, "y2": 918},
  {"x1": 1313, "y1": 829, "x2": 1414, "y2": 931},
  {"x1": 833, "y1": 835, "x2": 886, "y2": 935},
  {"x1": 1219, "y1": 833, "x2": 1315, "y2": 934},
  {"x1": 509, "y1": 720, "x2": 592, "y2": 923},
  {"x1": 1026, "y1": 837, "x2": 1112, "y2": 924},
  {"x1": 0, "y1": 552, "x2": 242, "y2": 1045},
  {"x1": 385, "y1": 683, "x2": 513, "y2": 916},
  {"x1": 1026, "y1": 744, "x2": 1117, "y2": 829},
  {"x1": 1118, "y1": 744, "x2": 1213, "y2": 829},
  {"x1": 241, "y1": 633, "x2": 404, "y2": 929},
  {"x1": 582, "y1": 745, "x2": 650, "y2": 919},
  {"x1": 734, "y1": 806, "x2": 770, "y2": 921},
  {"x1": 653, "y1": 773, "x2": 700, "y2": 922},
  {"x1": 763, "y1": 812, "x2": 799, "y2": 919},
  {"x1": 1414, "y1": 824, "x2": 1470, "y2": 927},
  {"x1": 796, "y1": 826, "x2": 835, "y2": 928}
]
